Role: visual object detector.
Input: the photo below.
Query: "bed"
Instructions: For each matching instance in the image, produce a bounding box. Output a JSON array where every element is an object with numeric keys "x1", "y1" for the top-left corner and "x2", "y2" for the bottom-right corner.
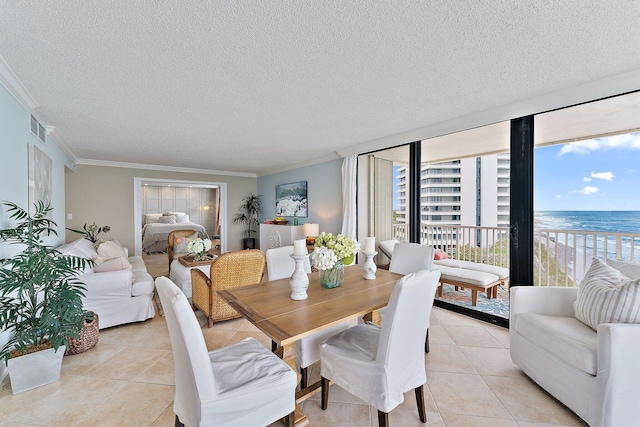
[{"x1": 142, "y1": 213, "x2": 207, "y2": 253}]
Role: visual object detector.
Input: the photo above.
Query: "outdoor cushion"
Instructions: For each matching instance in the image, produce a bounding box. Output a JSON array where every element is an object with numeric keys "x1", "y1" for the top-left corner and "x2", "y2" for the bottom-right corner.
[
  {"x1": 434, "y1": 259, "x2": 509, "y2": 280},
  {"x1": 436, "y1": 265, "x2": 499, "y2": 288}
]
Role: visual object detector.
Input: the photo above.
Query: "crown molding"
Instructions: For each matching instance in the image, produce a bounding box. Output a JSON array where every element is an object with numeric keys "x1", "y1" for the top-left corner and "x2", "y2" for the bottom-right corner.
[
  {"x1": 75, "y1": 158, "x2": 257, "y2": 178},
  {"x1": 0, "y1": 54, "x2": 38, "y2": 111},
  {"x1": 257, "y1": 152, "x2": 342, "y2": 177},
  {"x1": 46, "y1": 127, "x2": 79, "y2": 164}
]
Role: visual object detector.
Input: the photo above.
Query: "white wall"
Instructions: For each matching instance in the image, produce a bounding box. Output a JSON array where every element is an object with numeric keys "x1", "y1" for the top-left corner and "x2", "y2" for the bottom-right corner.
[{"x1": 0, "y1": 84, "x2": 74, "y2": 258}]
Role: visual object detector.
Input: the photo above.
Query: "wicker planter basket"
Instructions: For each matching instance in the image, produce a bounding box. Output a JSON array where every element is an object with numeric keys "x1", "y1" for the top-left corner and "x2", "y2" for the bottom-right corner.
[{"x1": 65, "y1": 312, "x2": 99, "y2": 356}]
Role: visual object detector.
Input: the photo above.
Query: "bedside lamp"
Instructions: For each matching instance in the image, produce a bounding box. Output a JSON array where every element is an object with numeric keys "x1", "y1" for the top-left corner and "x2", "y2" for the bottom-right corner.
[{"x1": 303, "y1": 223, "x2": 320, "y2": 246}]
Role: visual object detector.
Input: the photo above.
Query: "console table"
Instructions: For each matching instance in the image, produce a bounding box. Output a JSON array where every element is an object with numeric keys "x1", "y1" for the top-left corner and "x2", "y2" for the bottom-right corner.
[{"x1": 259, "y1": 224, "x2": 305, "y2": 252}]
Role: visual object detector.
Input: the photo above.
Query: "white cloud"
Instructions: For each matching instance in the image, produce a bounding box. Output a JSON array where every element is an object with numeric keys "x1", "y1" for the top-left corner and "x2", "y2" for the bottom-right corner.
[
  {"x1": 580, "y1": 186, "x2": 600, "y2": 195},
  {"x1": 559, "y1": 132, "x2": 640, "y2": 156},
  {"x1": 590, "y1": 171, "x2": 614, "y2": 181},
  {"x1": 555, "y1": 194, "x2": 562, "y2": 199},
  {"x1": 583, "y1": 177, "x2": 592, "y2": 182}
]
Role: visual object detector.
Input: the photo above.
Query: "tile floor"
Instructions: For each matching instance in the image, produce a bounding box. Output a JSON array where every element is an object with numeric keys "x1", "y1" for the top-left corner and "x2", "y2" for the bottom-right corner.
[{"x1": 0, "y1": 304, "x2": 587, "y2": 427}]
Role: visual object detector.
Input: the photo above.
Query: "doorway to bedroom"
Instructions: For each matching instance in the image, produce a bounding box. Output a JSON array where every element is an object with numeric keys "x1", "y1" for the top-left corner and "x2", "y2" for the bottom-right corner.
[{"x1": 133, "y1": 178, "x2": 227, "y2": 260}]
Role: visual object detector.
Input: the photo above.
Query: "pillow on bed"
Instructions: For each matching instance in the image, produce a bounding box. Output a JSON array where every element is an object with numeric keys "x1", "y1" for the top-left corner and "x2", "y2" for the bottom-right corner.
[
  {"x1": 145, "y1": 213, "x2": 162, "y2": 224},
  {"x1": 163, "y1": 211, "x2": 186, "y2": 216},
  {"x1": 434, "y1": 248, "x2": 450, "y2": 260},
  {"x1": 173, "y1": 232, "x2": 199, "y2": 254},
  {"x1": 176, "y1": 214, "x2": 190, "y2": 223},
  {"x1": 159, "y1": 215, "x2": 177, "y2": 224}
]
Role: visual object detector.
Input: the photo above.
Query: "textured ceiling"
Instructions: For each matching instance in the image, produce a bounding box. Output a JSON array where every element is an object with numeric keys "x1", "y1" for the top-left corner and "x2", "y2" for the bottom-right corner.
[{"x1": 1, "y1": 1, "x2": 640, "y2": 175}]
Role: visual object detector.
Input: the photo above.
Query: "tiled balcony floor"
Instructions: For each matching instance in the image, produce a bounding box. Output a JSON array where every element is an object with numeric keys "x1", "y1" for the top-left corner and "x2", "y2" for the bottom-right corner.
[{"x1": 0, "y1": 305, "x2": 586, "y2": 427}]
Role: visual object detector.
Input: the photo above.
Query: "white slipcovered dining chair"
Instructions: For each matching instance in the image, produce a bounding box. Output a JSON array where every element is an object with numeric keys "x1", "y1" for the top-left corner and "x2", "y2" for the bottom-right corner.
[
  {"x1": 155, "y1": 276, "x2": 297, "y2": 427},
  {"x1": 320, "y1": 269, "x2": 441, "y2": 427},
  {"x1": 266, "y1": 245, "x2": 350, "y2": 388},
  {"x1": 382, "y1": 242, "x2": 435, "y2": 352}
]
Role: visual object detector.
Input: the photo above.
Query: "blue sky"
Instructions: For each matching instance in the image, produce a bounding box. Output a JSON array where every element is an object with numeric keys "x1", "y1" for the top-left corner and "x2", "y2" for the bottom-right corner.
[{"x1": 534, "y1": 132, "x2": 640, "y2": 211}]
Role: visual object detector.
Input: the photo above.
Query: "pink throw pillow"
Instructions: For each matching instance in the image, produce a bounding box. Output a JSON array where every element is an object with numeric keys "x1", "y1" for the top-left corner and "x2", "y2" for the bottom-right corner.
[
  {"x1": 434, "y1": 248, "x2": 450, "y2": 260},
  {"x1": 94, "y1": 257, "x2": 132, "y2": 273}
]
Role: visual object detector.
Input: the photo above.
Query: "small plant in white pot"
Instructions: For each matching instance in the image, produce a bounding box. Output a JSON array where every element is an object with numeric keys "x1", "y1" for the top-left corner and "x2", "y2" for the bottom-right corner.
[{"x1": 0, "y1": 201, "x2": 89, "y2": 394}]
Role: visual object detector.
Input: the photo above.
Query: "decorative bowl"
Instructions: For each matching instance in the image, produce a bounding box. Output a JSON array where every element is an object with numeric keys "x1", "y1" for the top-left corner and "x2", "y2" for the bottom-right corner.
[{"x1": 273, "y1": 220, "x2": 289, "y2": 225}]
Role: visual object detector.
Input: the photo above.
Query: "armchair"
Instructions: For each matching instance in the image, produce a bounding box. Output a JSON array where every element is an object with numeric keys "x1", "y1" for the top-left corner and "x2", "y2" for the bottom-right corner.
[
  {"x1": 191, "y1": 249, "x2": 266, "y2": 327},
  {"x1": 510, "y1": 285, "x2": 640, "y2": 427}
]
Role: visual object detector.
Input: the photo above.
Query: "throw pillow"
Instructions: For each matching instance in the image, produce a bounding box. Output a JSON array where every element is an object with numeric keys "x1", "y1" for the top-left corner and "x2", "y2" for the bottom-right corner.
[
  {"x1": 434, "y1": 248, "x2": 449, "y2": 260},
  {"x1": 145, "y1": 213, "x2": 162, "y2": 224},
  {"x1": 574, "y1": 257, "x2": 640, "y2": 330},
  {"x1": 605, "y1": 258, "x2": 640, "y2": 280},
  {"x1": 158, "y1": 215, "x2": 177, "y2": 224},
  {"x1": 97, "y1": 240, "x2": 127, "y2": 259},
  {"x1": 176, "y1": 214, "x2": 190, "y2": 223},
  {"x1": 94, "y1": 257, "x2": 132, "y2": 273},
  {"x1": 173, "y1": 232, "x2": 199, "y2": 254}
]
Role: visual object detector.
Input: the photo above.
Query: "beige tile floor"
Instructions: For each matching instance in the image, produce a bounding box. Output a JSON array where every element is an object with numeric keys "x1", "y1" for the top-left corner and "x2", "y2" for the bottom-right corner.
[{"x1": 0, "y1": 304, "x2": 587, "y2": 427}]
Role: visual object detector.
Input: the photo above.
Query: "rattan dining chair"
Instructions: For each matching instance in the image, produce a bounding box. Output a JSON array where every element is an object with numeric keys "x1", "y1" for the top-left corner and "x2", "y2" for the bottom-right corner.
[
  {"x1": 167, "y1": 229, "x2": 199, "y2": 273},
  {"x1": 320, "y1": 269, "x2": 440, "y2": 427},
  {"x1": 191, "y1": 249, "x2": 266, "y2": 328},
  {"x1": 266, "y1": 246, "x2": 350, "y2": 388},
  {"x1": 155, "y1": 276, "x2": 296, "y2": 427}
]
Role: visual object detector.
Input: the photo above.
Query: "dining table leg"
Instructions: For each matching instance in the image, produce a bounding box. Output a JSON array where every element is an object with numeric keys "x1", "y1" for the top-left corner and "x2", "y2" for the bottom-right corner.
[
  {"x1": 278, "y1": 342, "x2": 310, "y2": 426},
  {"x1": 363, "y1": 309, "x2": 382, "y2": 325}
]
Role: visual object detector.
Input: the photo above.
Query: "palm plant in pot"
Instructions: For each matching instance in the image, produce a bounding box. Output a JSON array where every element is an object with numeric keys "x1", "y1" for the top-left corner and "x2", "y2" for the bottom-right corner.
[
  {"x1": 233, "y1": 193, "x2": 262, "y2": 249},
  {"x1": 0, "y1": 201, "x2": 89, "y2": 394}
]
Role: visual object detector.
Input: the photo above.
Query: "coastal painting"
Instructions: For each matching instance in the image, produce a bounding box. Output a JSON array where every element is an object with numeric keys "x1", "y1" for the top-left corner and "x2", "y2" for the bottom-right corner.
[{"x1": 275, "y1": 181, "x2": 307, "y2": 217}]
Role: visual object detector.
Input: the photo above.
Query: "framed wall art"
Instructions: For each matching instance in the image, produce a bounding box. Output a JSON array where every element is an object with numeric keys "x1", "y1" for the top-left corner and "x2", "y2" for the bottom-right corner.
[
  {"x1": 28, "y1": 144, "x2": 52, "y2": 216},
  {"x1": 275, "y1": 181, "x2": 307, "y2": 217}
]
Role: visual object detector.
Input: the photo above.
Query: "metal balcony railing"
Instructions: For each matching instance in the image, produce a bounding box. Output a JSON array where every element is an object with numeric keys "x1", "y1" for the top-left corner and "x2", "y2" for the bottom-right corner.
[{"x1": 391, "y1": 223, "x2": 640, "y2": 287}]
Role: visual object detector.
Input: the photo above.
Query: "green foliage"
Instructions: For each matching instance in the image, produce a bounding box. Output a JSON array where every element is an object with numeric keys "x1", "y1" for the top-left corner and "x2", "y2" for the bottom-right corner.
[
  {"x1": 456, "y1": 239, "x2": 509, "y2": 268},
  {"x1": 0, "y1": 201, "x2": 88, "y2": 364},
  {"x1": 66, "y1": 222, "x2": 110, "y2": 243},
  {"x1": 233, "y1": 194, "x2": 262, "y2": 238}
]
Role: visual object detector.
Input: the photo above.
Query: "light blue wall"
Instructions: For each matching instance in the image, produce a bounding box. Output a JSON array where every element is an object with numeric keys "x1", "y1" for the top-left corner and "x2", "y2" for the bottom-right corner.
[
  {"x1": 0, "y1": 84, "x2": 74, "y2": 257},
  {"x1": 257, "y1": 159, "x2": 344, "y2": 235}
]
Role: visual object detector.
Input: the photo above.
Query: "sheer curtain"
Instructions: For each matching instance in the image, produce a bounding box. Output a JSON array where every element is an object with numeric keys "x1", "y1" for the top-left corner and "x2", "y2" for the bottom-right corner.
[
  {"x1": 341, "y1": 156, "x2": 357, "y2": 240},
  {"x1": 369, "y1": 156, "x2": 394, "y2": 265}
]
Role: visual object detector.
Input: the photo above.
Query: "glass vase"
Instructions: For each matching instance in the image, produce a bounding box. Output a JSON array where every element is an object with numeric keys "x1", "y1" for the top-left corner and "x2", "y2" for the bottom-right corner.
[{"x1": 319, "y1": 262, "x2": 344, "y2": 289}]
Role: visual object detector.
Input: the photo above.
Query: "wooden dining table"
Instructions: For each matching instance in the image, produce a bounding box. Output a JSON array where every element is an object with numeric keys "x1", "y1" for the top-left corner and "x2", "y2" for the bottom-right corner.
[{"x1": 218, "y1": 266, "x2": 402, "y2": 426}]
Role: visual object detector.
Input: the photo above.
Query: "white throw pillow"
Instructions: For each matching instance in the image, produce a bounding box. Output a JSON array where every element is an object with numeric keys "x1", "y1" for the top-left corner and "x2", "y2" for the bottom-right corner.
[
  {"x1": 158, "y1": 215, "x2": 177, "y2": 224},
  {"x1": 574, "y1": 257, "x2": 640, "y2": 330},
  {"x1": 605, "y1": 259, "x2": 640, "y2": 280},
  {"x1": 176, "y1": 214, "x2": 190, "y2": 223},
  {"x1": 97, "y1": 241, "x2": 128, "y2": 259},
  {"x1": 145, "y1": 213, "x2": 162, "y2": 224}
]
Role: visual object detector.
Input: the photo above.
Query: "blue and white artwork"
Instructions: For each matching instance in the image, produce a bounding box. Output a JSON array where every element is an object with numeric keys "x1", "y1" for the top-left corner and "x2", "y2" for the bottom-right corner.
[{"x1": 276, "y1": 181, "x2": 307, "y2": 217}]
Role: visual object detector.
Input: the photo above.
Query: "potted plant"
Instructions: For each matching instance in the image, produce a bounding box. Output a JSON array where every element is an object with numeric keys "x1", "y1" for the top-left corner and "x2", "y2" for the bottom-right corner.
[
  {"x1": 0, "y1": 200, "x2": 90, "y2": 394},
  {"x1": 233, "y1": 193, "x2": 262, "y2": 249}
]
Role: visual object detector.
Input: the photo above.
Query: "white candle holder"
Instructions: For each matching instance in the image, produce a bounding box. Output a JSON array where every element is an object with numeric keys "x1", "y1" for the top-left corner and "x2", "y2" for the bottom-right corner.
[
  {"x1": 363, "y1": 251, "x2": 378, "y2": 280},
  {"x1": 289, "y1": 254, "x2": 310, "y2": 300}
]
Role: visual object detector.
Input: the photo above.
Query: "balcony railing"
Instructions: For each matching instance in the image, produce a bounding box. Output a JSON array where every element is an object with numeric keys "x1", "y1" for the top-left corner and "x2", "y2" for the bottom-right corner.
[{"x1": 391, "y1": 223, "x2": 640, "y2": 287}]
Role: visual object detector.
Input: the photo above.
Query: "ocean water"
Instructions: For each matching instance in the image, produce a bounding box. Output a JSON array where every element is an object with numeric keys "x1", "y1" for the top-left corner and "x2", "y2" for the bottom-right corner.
[{"x1": 534, "y1": 210, "x2": 640, "y2": 264}]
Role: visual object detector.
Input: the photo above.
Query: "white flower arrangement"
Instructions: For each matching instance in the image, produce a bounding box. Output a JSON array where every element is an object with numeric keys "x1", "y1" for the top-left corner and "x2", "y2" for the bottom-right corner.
[
  {"x1": 186, "y1": 237, "x2": 212, "y2": 257},
  {"x1": 310, "y1": 232, "x2": 358, "y2": 270}
]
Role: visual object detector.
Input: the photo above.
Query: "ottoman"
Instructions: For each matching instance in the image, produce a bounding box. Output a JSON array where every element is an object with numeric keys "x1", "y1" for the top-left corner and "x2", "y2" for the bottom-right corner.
[{"x1": 169, "y1": 259, "x2": 213, "y2": 298}]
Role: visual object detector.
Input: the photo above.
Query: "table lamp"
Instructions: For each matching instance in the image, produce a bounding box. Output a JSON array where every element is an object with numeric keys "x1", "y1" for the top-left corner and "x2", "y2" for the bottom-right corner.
[{"x1": 303, "y1": 223, "x2": 320, "y2": 246}]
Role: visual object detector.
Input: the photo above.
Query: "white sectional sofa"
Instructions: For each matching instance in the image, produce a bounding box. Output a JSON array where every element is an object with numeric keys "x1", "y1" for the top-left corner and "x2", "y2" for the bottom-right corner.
[
  {"x1": 510, "y1": 260, "x2": 640, "y2": 427},
  {"x1": 56, "y1": 238, "x2": 155, "y2": 329}
]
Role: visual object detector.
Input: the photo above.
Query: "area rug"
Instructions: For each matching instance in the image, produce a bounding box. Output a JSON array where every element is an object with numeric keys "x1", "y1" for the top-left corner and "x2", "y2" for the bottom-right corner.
[{"x1": 437, "y1": 283, "x2": 509, "y2": 318}]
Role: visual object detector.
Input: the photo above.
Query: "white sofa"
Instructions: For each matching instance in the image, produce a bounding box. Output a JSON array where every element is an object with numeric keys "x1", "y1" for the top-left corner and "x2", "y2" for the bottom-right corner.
[
  {"x1": 510, "y1": 285, "x2": 640, "y2": 426},
  {"x1": 56, "y1": 238, "x2": 155, "y2": 329}
]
